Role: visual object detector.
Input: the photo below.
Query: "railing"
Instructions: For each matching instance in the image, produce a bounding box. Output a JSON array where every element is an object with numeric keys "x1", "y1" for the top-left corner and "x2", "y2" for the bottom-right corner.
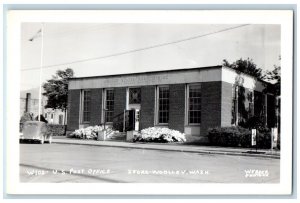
[
  {"x1": 112, "y1": 111, "x2": 125, "y2": 132},
  {"x1": 110, "y1": 110, "x2": 135, "y2": 132},
  {"x1": 99, "y1": 109, "x2": 135, "y2": 133}
]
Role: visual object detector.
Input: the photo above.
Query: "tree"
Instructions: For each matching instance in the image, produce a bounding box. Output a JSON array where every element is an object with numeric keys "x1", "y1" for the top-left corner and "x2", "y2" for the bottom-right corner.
[
  {"x1": 42, "y1": 68, "x2": 74, "y2": 124},
  {"x1": 222, "y1": 58, "x2": 263, "y2": 79},
  {"x1": 263, "y1": 64, "x2": 281, "y2": 96},
  {"x1": 263, "y1": 57, "x2": 281, "y2": 135}
]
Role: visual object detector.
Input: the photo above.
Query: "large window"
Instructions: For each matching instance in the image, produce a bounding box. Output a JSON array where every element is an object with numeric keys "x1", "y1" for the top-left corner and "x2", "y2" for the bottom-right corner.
[
  {"x1": 158, "y1": 86, "x2": 169, "y2": 124},
  {"x1": 188, "y1": 84, "x2": 201, "y2": 124},
  {"x1": 105, "y1": 89, "x2": 114, "y2": 122},
  {"x1": 82, "y1": 90, "x2": 91, "y2": 122}
]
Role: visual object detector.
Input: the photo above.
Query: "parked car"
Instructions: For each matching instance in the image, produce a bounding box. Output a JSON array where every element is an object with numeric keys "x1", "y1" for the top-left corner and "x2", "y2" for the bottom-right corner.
[{"x1": 20, "y1": 121, "x2": 52, "y2": 144}]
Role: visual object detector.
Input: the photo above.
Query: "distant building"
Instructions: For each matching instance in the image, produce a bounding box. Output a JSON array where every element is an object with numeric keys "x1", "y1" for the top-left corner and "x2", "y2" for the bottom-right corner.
[
  {"x1": 66, "y1": 65, "x2": 277, "y2": 142},
  {"x1": 44, "y1": 109, "x2": 66, "y2": 125},
  {"x1": 20, "y1": 89, "x2": 66, "y2": 125}
]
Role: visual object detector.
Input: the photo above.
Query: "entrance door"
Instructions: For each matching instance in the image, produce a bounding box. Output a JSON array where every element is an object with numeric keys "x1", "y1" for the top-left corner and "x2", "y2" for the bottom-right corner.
[
  {"x1": 127, "y1": 87, "x2": 141, "y2": 131},
  {"x1": 126, "y1": 110, "x2": 135, "y2": 131}
]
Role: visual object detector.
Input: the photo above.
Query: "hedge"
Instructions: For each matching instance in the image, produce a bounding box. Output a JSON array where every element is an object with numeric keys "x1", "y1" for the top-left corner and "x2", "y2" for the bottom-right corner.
[
  {"x1": 207, "y1": 126, "x2": 272, "y2": 149},
  {"x1": 46, "y1": 124, "x2": 66, "y2": 136}
]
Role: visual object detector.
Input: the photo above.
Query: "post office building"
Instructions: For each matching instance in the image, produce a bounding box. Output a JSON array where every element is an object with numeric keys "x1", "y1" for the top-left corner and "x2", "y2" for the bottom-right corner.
[{"x1": 67, "y1": 66, "x2": 276, "y2": 142}]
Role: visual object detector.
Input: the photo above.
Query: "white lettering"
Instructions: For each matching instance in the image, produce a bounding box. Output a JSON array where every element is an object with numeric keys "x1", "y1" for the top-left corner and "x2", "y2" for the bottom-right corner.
[
  {"x1": 26, "y1": 169, "x2": 48, "y2": 176},
  {"x1": 245, "y1": 169, "x2": 269, "y2": 178}
]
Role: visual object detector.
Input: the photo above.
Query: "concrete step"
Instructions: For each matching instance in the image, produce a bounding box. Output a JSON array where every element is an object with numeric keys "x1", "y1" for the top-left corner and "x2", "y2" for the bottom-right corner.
[{"x1": 106, "y1": 131, "x2": 126, "y2": 141}]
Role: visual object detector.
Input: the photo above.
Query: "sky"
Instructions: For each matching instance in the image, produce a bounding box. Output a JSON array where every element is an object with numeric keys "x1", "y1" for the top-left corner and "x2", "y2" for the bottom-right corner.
[{"x1": 21, "y1": 23, "x2": 281, "y2": 92}]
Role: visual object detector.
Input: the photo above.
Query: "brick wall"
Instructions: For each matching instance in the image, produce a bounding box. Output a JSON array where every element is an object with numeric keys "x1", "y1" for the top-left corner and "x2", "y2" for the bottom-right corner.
[
  {"x1": 90, "y1": 88, "x2": 102, "y2": 126},
  {"x1": 67, "y1": 89, "x2": 80, "y2": 131},
  {"x1": 221, "y1": 82, "x2": 233, "y2": 127},
  {"x1": 140, "y1": 86, "x2": 155, "y2": 130},
  {"x1": 169, "y1": 84, "x2": 185, "y2": 133},
  {"x1": 201, "y1": 82, "x2": 222, "y2": 136}
]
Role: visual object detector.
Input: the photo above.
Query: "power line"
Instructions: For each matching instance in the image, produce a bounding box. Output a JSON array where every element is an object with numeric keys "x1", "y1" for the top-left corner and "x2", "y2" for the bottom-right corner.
[{"x1": 22, "y1": 24, "x2": 250, "y2": 72}]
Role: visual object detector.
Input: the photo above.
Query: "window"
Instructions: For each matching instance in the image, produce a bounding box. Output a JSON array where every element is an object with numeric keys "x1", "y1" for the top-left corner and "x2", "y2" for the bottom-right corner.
[
  {"x1": 129, "y1": 88, "x2": 141, "y2": 104},
  {"x1": 188, "y1": 84, "x2": 201, "y2": 124},
  {"x1": 158, "y1": 86, "x2": 169, "y2": 124},
  {"x1": 105, "y1": 89, "x2": 114, "y2": 122},
  {"x1": 82, "y1": 90, "x2": 91, "y2": 122}
]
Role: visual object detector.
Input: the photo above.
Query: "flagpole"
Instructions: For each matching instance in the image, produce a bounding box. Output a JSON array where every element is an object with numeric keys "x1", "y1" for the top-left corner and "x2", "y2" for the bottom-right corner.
[{"x1": 38, "y1": 23, "x2": 44, "y2": 121}]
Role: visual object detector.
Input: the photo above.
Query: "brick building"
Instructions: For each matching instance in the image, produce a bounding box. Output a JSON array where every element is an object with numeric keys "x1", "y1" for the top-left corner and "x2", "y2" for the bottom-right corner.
[{"x1": 67, "y1": 66, "x2": 276, "y2": 141}]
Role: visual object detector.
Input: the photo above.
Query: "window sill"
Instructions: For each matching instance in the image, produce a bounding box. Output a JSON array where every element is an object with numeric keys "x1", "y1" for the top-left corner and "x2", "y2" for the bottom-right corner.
[
  {"x1": 155, "y1": 124, "x2": 169, "y2": 127},
  {"x1": 185, "y1": 124, "x2": 201, "y2": 127}
]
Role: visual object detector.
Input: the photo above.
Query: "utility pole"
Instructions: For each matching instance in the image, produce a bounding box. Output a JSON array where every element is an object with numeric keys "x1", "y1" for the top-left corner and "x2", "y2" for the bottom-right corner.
[{"x1": 29, "y1": 23, "x2": 44, "y2": 121}]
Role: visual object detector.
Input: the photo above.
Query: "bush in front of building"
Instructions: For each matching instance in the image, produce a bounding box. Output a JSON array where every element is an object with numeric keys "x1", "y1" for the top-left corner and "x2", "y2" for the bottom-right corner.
[
  {"x1": 239, "y1": 116, "x2": 266, "y2": 132},
  {"x1": 68, "y1": 125, "x2": 104, "y2": 140},
  {"x1": 67, "y1": 125, "x2": 118, "y2": 140},
  {"x1": 133, "y1": 127, "x2": 186, "y2": 143},
  {"x1": 207, "y1": 126, "x2": 271, "y2": 149},
  {"x1": 46, "y1": 124, "x2": 66, "y2": 136}
]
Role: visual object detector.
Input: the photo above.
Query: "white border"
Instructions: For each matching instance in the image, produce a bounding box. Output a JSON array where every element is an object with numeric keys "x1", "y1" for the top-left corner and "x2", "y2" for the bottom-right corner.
[{"x1": 6, "y1": 10, "x2": 293, "y2": 195}]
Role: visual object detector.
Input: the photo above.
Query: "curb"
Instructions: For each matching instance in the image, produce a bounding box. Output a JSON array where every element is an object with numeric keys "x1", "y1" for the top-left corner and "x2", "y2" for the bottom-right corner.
[{"x1": 52, "y1": 140, "x2": 280, "y2": 159}]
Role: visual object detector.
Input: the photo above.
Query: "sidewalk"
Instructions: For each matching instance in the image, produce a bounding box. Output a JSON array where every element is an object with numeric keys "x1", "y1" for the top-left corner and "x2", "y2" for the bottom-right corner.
[{"x1": 52, "y1": 136, "x2": 280, "y2": 159}]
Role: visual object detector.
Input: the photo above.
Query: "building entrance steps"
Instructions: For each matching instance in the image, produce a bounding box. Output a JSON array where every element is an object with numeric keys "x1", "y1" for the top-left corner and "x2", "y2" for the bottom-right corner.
[{"x1": 106, "y1": 131, "x2": 126, "y2": 141}]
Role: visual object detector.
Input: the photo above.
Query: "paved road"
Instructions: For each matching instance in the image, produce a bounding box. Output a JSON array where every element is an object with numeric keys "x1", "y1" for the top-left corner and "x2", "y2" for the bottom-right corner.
[{"x1": 20, "y1": 143, "x2": 280, "y2": 183}]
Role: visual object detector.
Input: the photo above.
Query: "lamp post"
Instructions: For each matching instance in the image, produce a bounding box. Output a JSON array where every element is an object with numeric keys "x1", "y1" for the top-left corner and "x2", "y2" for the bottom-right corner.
[{"x1": 29, "y1": 23, "x2": 44, "y2": 121}]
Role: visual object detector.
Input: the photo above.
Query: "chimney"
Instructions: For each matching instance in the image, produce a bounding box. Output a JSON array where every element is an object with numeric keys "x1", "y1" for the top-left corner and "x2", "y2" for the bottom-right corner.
[{"x1": 25, "y1": 93, "x2": 31, "y2": 113}]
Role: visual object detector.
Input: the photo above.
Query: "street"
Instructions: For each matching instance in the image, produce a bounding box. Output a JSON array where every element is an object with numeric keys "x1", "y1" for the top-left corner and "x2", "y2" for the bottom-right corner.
[{"x1": 20, "y1": 143, "x2": 280, "y2": 183}]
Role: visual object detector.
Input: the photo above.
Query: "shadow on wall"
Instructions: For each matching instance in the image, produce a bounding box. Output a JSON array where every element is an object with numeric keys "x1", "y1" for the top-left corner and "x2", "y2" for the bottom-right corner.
[
  {"x1": 233, "y1": 73, "x2": 257, "y2": 127},
  {"x1": 233, "y1": 72, "x2": 277, "y2": 129}
]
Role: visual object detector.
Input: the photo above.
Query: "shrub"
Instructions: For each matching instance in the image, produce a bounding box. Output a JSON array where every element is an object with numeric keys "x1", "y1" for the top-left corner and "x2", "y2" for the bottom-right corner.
[
  {"x1": 256, "y1": 131, "x2": 271, "y2": 149},
  {"x1": 207, "y1": 126, "x2": 271, "y2": 149},
  {"x1": 68, "y1": 125, "x2": 117, "y2": 140},
  {"x1": 46, "y1": 124, "x2": 66, "y2": 136},
  {"x1": 133, "y1": 127, "x2": 186, "y2": 143}
]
